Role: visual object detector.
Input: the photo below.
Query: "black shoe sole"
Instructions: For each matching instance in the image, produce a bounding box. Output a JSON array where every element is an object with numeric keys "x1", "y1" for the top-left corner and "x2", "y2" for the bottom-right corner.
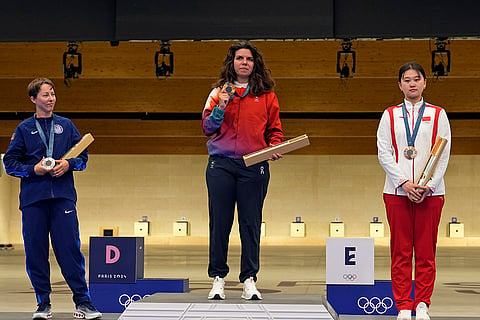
[{"x1": 242, "y1": 294, "x2": 262, "y2": 300}]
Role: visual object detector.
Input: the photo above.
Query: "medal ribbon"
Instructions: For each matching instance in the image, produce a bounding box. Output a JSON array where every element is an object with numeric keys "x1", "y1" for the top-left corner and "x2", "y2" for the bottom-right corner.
[
  {"x1": 402, "y1": 102, "x2": 425, "y2": 147},
  {"x1": 34, "y1": 114, "x2": 55, "y2": 158},
  {"x1": 233, "y1": 84, "x2": 250, "y2": 98}
]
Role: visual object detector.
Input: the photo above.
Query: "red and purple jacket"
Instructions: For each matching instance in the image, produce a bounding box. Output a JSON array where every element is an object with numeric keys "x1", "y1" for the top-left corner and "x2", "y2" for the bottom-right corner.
[{"x1": 202, "y1": 83, "x2": 283, "y2": 159}]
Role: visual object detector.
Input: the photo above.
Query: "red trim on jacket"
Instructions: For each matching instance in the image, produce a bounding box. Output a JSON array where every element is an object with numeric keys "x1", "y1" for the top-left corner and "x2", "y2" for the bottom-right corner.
[
  {"x1": 431, "y1": 104, "x2": 442, "y2": 147},
  {"x1": 387, "y1": 105, "x2": 400, "y2": 163}
]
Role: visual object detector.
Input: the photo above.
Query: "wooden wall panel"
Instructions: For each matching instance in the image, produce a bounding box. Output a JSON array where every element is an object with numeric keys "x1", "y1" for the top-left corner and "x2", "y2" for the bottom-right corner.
[
  {"x1": 276, "y1": 78, "x2": 480, "y2": 113},
  {"x1": 1, "y1": 40, "x2": 480, "y2": 155},
  {"x1": 1, "y1": 40, "x2": 480, "y2": 79},
  {"x1": 0, "y1": 79, "x2": 210, "y2": 113},
  {"x1": 1, "y1": 77, "x2": 479, "y2": 113},
  {"x1": 2, "y1": 135, "x2": 478, "y2": 156},
  {"x1": 2, "y1": 119, "x2": 479, "y2": 155}
]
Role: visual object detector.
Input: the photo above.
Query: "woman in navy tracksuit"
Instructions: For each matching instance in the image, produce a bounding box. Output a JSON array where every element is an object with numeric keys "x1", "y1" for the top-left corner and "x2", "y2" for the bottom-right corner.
[{"x1": 3, "y1": 78, "x2": 101, "y2": 319}]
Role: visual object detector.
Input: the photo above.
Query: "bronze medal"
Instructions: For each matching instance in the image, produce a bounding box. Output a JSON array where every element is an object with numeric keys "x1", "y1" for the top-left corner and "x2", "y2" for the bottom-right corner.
[
  {"x1": 222, "y1": 82, "x2": 236, "y2": 96},
  {"x1": 404, "y1": 146, "x2": 417, "y2": 159}
]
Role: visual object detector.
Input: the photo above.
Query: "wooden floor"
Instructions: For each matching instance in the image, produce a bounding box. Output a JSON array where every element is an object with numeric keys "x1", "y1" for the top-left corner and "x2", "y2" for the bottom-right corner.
[{"x1": 0, "y1": 244, "x2": 478, "y2": 319}]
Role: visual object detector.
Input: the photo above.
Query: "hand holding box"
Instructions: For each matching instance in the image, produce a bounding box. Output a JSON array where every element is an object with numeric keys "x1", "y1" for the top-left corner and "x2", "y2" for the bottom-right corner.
[
  {"x1": 243, "y1": 134, "x2": 310, "y2": 167},
  {"x1": 62, "y1": 133, "x2": 95, "y2": 159}
]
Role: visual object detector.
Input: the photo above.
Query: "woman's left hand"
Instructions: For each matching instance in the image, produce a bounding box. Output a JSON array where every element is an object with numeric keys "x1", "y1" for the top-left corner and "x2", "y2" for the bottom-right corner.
[
  {"x1": 50, "y1": 159, "x2": 70, "y2": 178},
  {"x1": 409, "y1": 186, "x2": 431, "y2": 204}
]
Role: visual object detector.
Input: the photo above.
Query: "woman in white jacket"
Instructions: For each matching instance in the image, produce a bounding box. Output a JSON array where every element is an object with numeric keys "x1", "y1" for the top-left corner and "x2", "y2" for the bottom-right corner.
[{"x1": 377, "y1": 62, "x2": 451, "y2": 320}]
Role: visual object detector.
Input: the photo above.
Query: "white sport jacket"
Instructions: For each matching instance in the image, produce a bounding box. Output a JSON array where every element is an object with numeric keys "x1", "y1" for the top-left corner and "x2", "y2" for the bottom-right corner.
[{"x1": 377, "y1": 99, "x2": 451, "y2": 196}]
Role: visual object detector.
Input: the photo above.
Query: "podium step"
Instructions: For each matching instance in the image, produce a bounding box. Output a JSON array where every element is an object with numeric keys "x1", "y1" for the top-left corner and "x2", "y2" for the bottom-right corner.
[{"x1": 118, "y1": 293, "x2": 336, "y2": 320}]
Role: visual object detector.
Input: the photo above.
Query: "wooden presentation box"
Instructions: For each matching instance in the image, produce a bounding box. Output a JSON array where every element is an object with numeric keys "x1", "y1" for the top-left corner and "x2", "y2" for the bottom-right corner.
[{"x1": 243, "y1": 134, "x2": 310, "y2": 167}]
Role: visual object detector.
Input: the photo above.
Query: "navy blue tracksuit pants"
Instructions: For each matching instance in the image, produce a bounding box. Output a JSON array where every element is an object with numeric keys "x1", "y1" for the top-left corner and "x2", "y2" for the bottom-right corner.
[
  {"x1": 206, "y1": 156, "x2": 270, "y2": 283},
  {"x1": 22, "y1": 198, "x2": 91, "y2": 306}
]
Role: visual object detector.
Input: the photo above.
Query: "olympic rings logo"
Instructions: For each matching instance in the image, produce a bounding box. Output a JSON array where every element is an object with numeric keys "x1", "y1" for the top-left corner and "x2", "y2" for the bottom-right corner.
[
  {"x1": 357, "y1": 296, "x2": 393, "y2": 314},
  {"x1": 118, "y1": 293, "x2": 151, "y2": 308},
  {"x1": 343, "y1": 273, "x2": 358, "y2": 281}
]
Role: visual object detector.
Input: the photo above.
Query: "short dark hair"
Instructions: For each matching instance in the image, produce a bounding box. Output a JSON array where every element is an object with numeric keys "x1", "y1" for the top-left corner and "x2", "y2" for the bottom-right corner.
[
  {"x1": 398, "y1": 62, "x2": 426, "y2": 82},
  {"x1": 27, "y1": 78, "x2": 55, "y2": 98}
]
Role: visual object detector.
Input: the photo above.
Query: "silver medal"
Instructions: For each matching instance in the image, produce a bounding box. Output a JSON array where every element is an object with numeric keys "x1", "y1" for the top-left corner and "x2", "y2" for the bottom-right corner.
[{"x1": 42, "y1": 157, "x2": 56, "y2": 169}]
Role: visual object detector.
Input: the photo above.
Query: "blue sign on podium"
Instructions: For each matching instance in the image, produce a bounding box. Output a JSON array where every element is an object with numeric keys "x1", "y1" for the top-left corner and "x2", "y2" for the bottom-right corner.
[
  {"x1": 327, "y1": 280, "x2": 414, "y2": 316},
  {"x1": 88, "y1": 236, "x2": 189, "y2": 312},
  {"x1": 89, "y1": 278, "x2": 189, "y2": 313},
  {"x1": 89, "y1": 236, "x2": 144, "y2": 284}
]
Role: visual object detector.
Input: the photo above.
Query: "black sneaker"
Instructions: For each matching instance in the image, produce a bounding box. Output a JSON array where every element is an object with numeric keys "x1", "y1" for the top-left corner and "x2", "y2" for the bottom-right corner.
[
  {"x1": 32, "y1": 303, "x2": 52, "y2": 319},
  {"x1": 73, "y1": 302, "x2": 102, "y2": 319}
]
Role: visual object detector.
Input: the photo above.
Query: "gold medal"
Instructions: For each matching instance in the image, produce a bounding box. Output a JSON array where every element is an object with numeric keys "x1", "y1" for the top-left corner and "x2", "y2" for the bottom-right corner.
[{"x1": 404, "y1": 146, "x2": 417, "y2": 159}]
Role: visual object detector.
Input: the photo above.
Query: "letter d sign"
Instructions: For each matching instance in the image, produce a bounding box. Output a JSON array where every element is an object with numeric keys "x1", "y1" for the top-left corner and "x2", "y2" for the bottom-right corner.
[{"x1": 106, "y1": 245, "x2": 120, "y2": 264}]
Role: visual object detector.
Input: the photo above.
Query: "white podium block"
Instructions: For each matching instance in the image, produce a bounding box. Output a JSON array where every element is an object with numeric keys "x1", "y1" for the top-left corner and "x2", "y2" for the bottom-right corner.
[
  {"x1": 261, "y1": 222, "x2": 266, "y2": 237},
  {"x1": 448, "y1": 223, "x2": 464, "y2": 238},
  {"x1": 290, "y1": 222, "x2": 305, "y2": 237},
  {"x1": 369, "y1": 222, "x2": 385, "y2": 238},
  {"x1": 173, "y1": 221, "x2": 189, "y2": 236},
  {"x1": 330, "y1": 222, "x2": 345, "y2": 237},
  {"x1": 134, "y1": 221, "x2": 149, "y2": 236},
  {"x1": 326, "y1": 238, "x2": 374, "y2": 285}
]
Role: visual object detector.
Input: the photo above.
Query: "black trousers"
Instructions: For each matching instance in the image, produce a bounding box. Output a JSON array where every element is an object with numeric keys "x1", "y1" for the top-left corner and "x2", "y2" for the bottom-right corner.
[{"x1": 206, "y1": 156, "x2": 270, "y2": 283}]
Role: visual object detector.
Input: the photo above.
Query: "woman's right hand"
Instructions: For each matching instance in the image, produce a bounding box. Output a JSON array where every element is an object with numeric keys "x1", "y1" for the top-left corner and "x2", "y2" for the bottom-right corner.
[
  {"x1": 218, "y1": 91, "x2": 230, "y2": 110},
  {"x1": 34, "y1": 158, "x2": 52, "y2": 176}
]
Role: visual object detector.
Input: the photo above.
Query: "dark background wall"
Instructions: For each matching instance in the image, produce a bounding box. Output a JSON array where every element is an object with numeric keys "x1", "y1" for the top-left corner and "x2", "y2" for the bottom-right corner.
[
  {"x1": 333, "y1": 0, "x2": 480, "y2": 38},
  {"x1": 1, "y1": 1, "x2": 115, "y2": 41},
  {"x1": 1, "y1": 0, "x2": 479, "y2": 41}
]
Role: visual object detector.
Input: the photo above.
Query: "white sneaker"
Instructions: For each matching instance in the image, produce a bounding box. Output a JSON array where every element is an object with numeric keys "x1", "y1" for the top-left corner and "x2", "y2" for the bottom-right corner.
[
  {"x1": 397, "y1": 309, "x2": 411, "y2": 320},
  {"x1": 32, "y1": 303, "x2": 52, "y2": 319},
  {"x1": 241, "y1": 277, "x2": 262, "y2": 300},
  {"x1": 208, "y1": 276, "x2": 225, "y2": 300},
  {"x1": 416, "y1": 302, "x2": 430, "y2": 320},
  {"x1": 73, "y1": 302, "x2": 102, "y2": 320}
]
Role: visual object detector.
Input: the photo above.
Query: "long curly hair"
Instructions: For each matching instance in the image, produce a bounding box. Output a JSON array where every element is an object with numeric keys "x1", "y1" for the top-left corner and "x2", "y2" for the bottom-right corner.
[{"x1": 214, "y1": 41, "x2": 275, "y2": 96}]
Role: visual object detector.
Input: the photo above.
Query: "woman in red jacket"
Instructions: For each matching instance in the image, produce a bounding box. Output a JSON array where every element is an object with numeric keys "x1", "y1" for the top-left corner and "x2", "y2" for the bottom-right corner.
[{"x1": 202, "y1": 41, "x2": 283, "y2": 301}]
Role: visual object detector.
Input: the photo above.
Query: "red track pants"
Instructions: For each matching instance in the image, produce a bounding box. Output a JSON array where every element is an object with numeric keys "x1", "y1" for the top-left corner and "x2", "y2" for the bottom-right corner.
[{"x1": 383, "y1": 194, "x2": 444, "y2": 311}]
